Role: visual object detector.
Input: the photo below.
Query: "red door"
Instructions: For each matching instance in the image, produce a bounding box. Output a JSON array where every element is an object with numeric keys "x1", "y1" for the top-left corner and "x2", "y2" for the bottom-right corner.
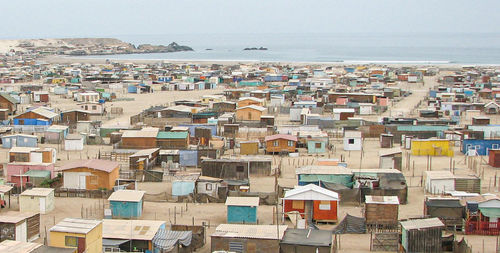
[{"x1": 77, "y1": 237, "x2": 86, "y2": 253}]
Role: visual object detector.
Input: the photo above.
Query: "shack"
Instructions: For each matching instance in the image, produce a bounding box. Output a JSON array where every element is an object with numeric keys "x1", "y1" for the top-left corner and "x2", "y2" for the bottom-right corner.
[
  {"x1": 211, "y1": 224, "x2": 287, "y2": 253},
  {"x1": 264, "y1": 134, "x2": 297, "y2": 154},
  {"x1": 411, "y1": 139, "x2": 454, "y2": 157},
  {"x1": 225, "y1": 197, "x2": 259, "y2": 224},
  {"x1": 380, "y1": 134, "x2": 393, "y2": 148},
  {"x1": 240, "y1": 140, "x2": 259, "y2": 155},
  {"x1": 295, "y1": 165, "x2": 353, "y2": 187},
  {"x1": 489, "y1": 149, "x2": 500, "y2": 167},
  {"x1": 283, "y1": 184, "x2": 339, "y2": 223},
  {"x1": 343, "y1": 131, "x2": 362, "y2": 151},
  {"x1": 129, "y1": 148, "x2": 160, "y2": 171},
  {"x1": 19, "y1": 188, "x2": 55, "y2": 214},
  {"x1": 196, "y1": 176, "x2": 223, "y2": 198},
  {"x1": 400, "y1": 218, "x2": 444, "y2": 253},
  {"x1": 424, "y1": 197, "x2": 464, "y2": 230},
  {"x1": 102, "y1": 219, "x2": 165, "y2": 253},
  {"x1": 120, "y1": 128, "x2": 159, "y2": 149},
  {"x1": 2, "y1": 134, "x2": 38, "y2": 148},
  {"x1": 235, "y1": 105, "x2": 266, "y2": 121},
  {"x1": 201, "y1": 157, "x2": 272, "y2": 179},
  {"x1": 379, "y1": 147, "x2": 402, "y2": 170},
  {"x1": 364, "y1": 195, "x2": 399, "y2": 228},
  {"x1": 0, "y1": 211, "x2": 40, "y2": 242},
  {"x1": 463, "y1": 139, "x2": 500, "y2": 156},
  {"x1": 64, "y1": 134, "x2": 84, "y2": 151},
  {"x1": 108, "y1": 190, "x2": 145, "y2": 219},
  {"x1": 156, "y1": 131, "x2": 189, "y2": 149},
  {"x1": 49, "y1": 218, "x2": 102, "y2": 253},
  {"x1": 57, "y1": 159, "x2": 120, "y2": 190},
  {"x1": 280, "y1": 228, "x2": 334, "y2": 253}
]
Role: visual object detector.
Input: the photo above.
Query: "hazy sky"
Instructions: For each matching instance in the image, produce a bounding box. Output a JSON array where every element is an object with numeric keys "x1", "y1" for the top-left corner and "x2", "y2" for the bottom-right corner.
[{"x1": 1, "y1": 0, "x2": 500, "y2": 39}]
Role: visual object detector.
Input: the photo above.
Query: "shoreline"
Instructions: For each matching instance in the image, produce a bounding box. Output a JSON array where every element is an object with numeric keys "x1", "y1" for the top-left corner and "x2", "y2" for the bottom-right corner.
[{"x1": 42, "y1": 55, "x2": 500, "y2": 68}]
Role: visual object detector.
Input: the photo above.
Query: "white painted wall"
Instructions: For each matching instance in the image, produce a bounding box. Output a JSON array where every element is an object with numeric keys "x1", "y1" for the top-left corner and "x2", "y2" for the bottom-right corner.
[{"x1": 343, "y1": 137, "x2": 362, "y2": 151}]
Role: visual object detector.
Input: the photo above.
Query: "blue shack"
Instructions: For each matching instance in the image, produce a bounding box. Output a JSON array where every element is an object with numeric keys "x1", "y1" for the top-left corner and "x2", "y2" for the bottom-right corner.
[
  {"x1": 462, "y1": 139, "x2": 500, "y2": 156},
  {"x1": 307, "y1": 140, "x2": 328, "y2": 154},
  {"x1": 179, "y1": 150, "x2": 198, "y2": 167},
  {"x1": 108, "y1": 190, "x2": 145, "y2": 219},
  {"x1": 172, "y1": 179, "x2": 196, "y2": 196},
  {"x1": 1, "y1": 134, "x2": 38, "y2": 148},
  {"x1": 225, "y1": 197, "x2": 259, "y2": 224},
  {"x1": 13, "y1": 107, "x2": 58, "y2": 126}
]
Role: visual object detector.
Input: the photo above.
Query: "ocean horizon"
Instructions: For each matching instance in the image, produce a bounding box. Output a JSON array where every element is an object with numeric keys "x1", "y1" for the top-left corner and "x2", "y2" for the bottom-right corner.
[{"x1": 74, "y1": 32, "x2": 500, "y2": 64}]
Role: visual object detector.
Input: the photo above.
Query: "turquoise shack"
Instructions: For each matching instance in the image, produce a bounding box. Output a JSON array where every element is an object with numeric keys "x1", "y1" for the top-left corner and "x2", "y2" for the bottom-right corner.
[
  {"x1": 108, "y1": 190, "x2": 145, "y2": 219},
  {"x1": 296, "y1": 166, "x2": 353, "y2": 187},
  {"x1": 225, "y1": 197, "x2": 259, "y2": 224},
  {"x1": 307, "y1": 139, "x2": 328, "y2": 154}
]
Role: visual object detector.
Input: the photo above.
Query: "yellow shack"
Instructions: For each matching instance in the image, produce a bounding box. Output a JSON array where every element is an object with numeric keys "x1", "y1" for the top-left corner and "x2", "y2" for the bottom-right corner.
[
  {"x1": 49, "y1": 218, "x2": 102, "y2": 253},
  {"x1": 411, "y1": 139, "x2": 454, "y2": 157},
  {"x1": 240, "y1": 140, "x2": 259, "y2": 155}
]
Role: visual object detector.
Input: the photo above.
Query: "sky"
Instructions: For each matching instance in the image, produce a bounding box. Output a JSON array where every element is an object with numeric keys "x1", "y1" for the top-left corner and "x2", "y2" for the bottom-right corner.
[{"x1": 1, "y1": 0, "x2": 500, "y2": 39}]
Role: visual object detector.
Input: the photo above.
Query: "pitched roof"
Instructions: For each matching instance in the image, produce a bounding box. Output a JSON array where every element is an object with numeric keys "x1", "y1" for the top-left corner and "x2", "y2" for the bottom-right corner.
[
  {"x1": 284, "y1": 184, "x2": 339, "y2": 201},
  {"x1": 0, "y1": 93, "x2": 17, "y2": 105},
  {"x1": 108, "y1": 190, "x2": 145, "y2": 202},
  {"x1": 264, "y1": 134, "x2": 298, "y2": 142},
  {"x1": 29, "y1": 107, "x2": 58, "y2": 119},
  {"x1": 57, "y1": 159, "x2": 119, "y2": 173},
  {"x1": 212, "y1": 224, "x2": 288, "y2": 240},
  {"x1": 225, "y1": 197, "x2": 259, "y2": 207}
]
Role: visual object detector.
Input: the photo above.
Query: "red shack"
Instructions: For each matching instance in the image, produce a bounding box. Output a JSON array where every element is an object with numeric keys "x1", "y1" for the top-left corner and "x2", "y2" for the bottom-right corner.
[
  {"x1": 489, "y1": 149, "x2": 500, "y2": 168},
  {"x1": 282, "y1": 184, "x2": 339, "y2": 223}
]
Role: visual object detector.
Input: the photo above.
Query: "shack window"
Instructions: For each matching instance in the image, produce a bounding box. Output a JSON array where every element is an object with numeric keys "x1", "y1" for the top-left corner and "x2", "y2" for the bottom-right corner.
[
  {"x1": 348, "y1": 139, "x2": 355, "y2": 144},
  {"x1": 236, "y1": 166, "x2": 244, "y2": 172},
  {"x1": 273, "y1": 141, "x2": 279, "y2": 147},
  {"x1": 206, "y1": 183, "x2": 213, "y2": 191},
  {"x1": 315, "y1": 142, "x2": 322, "y2": 148},
  {"x1": 65, "y1": 236, "x2": 78, "y2": 247},
  {"x1": 288, "y1": 140, "x2": 294, "y2": 147},
  {"x1": 92, "y1": 105, "x2": 97, "y2": 110},
  {"x1": 292, "y1": 200, "x2": 304, "y2": 209},
  {"x1": 319, "y1": 201, "x2": 331, "y2": 210},
  {"x1": 24, "y1": 138, "x2": 28, "y2": 143}
]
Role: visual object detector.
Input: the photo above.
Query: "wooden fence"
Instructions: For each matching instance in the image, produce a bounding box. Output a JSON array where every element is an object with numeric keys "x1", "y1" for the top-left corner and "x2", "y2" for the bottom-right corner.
[{"x1": 370, "y1": 232, "x2": 399, "y2": 251}]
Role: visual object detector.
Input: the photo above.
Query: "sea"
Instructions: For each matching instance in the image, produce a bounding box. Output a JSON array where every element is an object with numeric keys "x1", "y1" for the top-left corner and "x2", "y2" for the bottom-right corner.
[{"x1": 77, "y1": 33, "x2": 500, "y2": 65}]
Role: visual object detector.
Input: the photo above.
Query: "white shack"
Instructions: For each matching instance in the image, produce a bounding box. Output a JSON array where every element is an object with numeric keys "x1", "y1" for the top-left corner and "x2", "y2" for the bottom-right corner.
[
  {"x1": 19, "y1": 188, "x2": 55, "y2": 214},
  {"x1": 343, "y1": 131, "x2": 362, "y2": 151}
]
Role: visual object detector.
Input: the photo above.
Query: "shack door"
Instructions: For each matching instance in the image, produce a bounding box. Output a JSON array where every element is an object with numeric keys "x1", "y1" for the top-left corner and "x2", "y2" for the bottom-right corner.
[
  {"x1": 77, "y1": 237, "x2": 86, "y2": 253},
  {"x1": 39, "y1": 197, "x2": 46, "y2": 214}
]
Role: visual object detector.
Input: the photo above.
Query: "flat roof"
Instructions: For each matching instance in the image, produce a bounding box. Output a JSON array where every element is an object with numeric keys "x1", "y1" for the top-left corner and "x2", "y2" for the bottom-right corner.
[
  {"x1": 296, "y1": 165, "x2": 352, "y2": 175},
  {"x1": 400, "y1": 218, "x2": 444, "y2": 230},
  {"x1": 280, "y1": 229, "x2": 332, "y2": 247},
  {"x1": 225, "y1": 197, "x2": 259, "y2": 207},
  {"x1": 49, "y1": 218, "x2": 101, "y2": 234},
  {"x1": 108, "y1": 190, "x2": 145, "y2": 202},
  {"x1": 20, "y1": 188, "x2": 54, "y2": 197},
  {"x1": 0, "y1": 211, "x2": 38, "y2": 224},
  {"x1": 102, "y1": 219, "x2": 165, "y2": 241},
  {"x1": 213, "y1": 224, "x2": 287, "y2": 240},
  {"x1": 365, "y1": 195, "x2": 400, "y2": 205}
]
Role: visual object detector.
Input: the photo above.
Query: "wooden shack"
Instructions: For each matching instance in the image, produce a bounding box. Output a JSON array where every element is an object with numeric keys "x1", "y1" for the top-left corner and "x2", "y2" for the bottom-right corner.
[
  {"x1": 156, "y1": 131, "x2": 189, "y2": 149},
  {"x1": 201, "y1": 157, "x2": 272, "y2": 179},
  {"x1": 400, "y1": 218, "x2": 444, "y2": 253},
  {"x1": 424, "y1": 197, "x2": 464, "y2": 230},
  {"x1": 240, "y1": 141, "x2": 259, "y2": 155},
  {"x1": 379, "y1": 134, "x2": 393, "y2": 148},
  {"x1": 211, "y1": 224, "x2": 287, "y2": 253},
  {"x1": 264, "y1": 134, "x2": 297, "y2": 154},
  {"x1": 0, "y1": 211, "x2": 40, "y2": 242},
  {"x1": 489, "y1": 149, "x2": 500, "y2": 168},
  {"x1": 365, "y1": 195, "x2": 399, "y2": 229},
  {"x1": 280, "y1": 228, "x2": 334, "y2": 253}
]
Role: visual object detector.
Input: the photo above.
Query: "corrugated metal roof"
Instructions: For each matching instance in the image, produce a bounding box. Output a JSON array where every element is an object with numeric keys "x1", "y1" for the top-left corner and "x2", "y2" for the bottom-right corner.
[
  {"x1": 379, "y1": 147, "x2": 402, "y2": 157},
  {"x1": 425, "y1": 170, "x2": 454, "y2": 180},
  {"x1": 29, "y1": 107, "x2": 58, "y2": 119},
  {"x1": 0, "y1": 93, "x2": 18, "y2": 105},
  {"x1": 129, "y1": 148, "x2": 160, "y2": 158},
  {"x1": 57, "y1": 159, "x2": 119, "y2": 173},
  {"x1": 9, "y1": 147, "x2": 38, "y2": 153},
  {"x1": 157, "y1": 131, "x2": 188, "y2": 139},
  {"x1": 20, "y1": 188, "x2": 54, "y2": 197},
  {"x1": 344, "y1": 131, "x2": 362, "y2": 138},
  {"x1": 213, "y1": 224, "x2": 287, "y2": 240},
  {"x1": 225, "y1": 197, "x2": 259, "y2": 207},
  {"x1": 284, "y1": 184, "x2": 339, "y2": 201},
  {"x1": 400, "y1": 218, "x2": 444, "y2": 230},
  {"x1": 365, "y1": 195, "x2": 400, "y2": 205},
  {"x1": 49, "y1": 218, "x2": 101, "y2": 234},
  {"x1": 108, "y1": 190, "x2": 145, "y2": 202}
]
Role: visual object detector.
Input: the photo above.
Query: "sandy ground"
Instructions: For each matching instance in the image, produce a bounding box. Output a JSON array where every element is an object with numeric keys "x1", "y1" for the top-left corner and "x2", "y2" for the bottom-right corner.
[{"x1": 1, "y1": 70, "x2": 500, "y2": 252}]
